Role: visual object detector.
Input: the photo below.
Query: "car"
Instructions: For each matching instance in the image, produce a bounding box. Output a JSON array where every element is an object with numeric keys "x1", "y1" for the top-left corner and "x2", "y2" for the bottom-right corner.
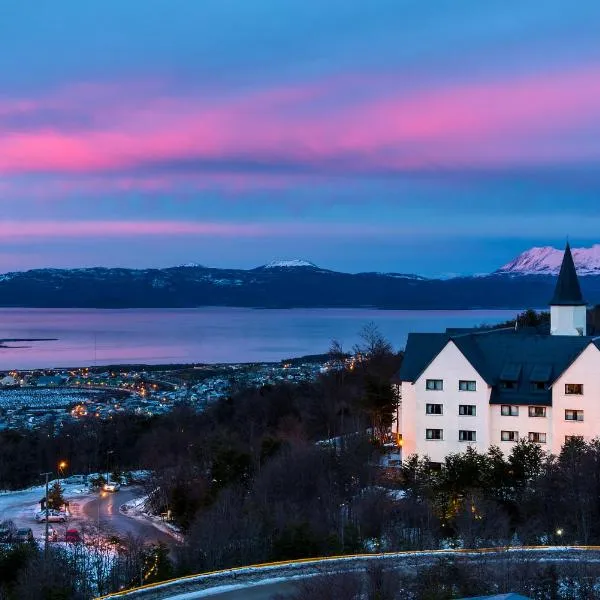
[
  {"x1": 65, "y1": 528, "x2": 81, "y2": 543},
  {"x1": 14, "y1": 528, "x2": 33, "y2": 543},
  {"x1": 103, "y1": 482, "x2": 120, "y2": 492},
  {"x1": 35, "y1": 509, "x2": 67, "y2": 523}
]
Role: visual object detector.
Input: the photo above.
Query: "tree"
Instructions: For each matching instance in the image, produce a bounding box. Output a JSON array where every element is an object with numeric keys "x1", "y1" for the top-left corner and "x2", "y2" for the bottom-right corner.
[
  {"x1": 47, "y1": 481, "x2": 65, "y2": 511},
  {"x1": 361, "y1": 375, "x2": 397, "y2": 441}
]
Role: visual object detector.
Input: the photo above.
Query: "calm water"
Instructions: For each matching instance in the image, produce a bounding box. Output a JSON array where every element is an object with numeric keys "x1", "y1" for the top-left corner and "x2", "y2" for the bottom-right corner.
[{"x1": 0, "y1": 308, "x2": 518, "y2": 370}]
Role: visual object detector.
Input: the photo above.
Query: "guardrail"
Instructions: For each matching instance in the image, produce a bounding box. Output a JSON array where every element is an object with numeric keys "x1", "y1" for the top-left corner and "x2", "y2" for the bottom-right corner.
[{"x1": 95, "y1": 545, "x2": 600, "y2": 599}]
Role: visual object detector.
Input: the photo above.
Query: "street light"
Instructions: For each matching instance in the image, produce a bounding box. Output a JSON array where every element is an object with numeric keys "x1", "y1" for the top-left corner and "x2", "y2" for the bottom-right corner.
[{"x1": 58, "y1": 460, "x2": 67, "y2": 489}]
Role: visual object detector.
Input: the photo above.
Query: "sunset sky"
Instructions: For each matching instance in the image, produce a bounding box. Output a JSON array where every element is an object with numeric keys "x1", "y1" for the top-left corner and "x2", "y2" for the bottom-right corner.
[{"x1": 1, "y1": 1, "x2": 600, "y2": 276}]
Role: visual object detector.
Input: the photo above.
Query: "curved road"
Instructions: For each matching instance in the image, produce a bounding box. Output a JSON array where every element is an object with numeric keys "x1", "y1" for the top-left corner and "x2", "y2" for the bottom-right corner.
[{"x1": 83, "y1": 487, "x2": 174, "y2": 545}]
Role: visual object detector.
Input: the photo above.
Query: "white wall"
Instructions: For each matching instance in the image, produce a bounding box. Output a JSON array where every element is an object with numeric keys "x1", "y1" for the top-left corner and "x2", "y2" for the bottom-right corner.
[
  {"x1": 551, "y1": 305, "x2": 587, "y2": 336},
  {"x1": 402, "y1": 341, "x2": 490, "y2": 463},
  {"x1": 551, "y1": 343, "x2": 600, "y2": 454}
]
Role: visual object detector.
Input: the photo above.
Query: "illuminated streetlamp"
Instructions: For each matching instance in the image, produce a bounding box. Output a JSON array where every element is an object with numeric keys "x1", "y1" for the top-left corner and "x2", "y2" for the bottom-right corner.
[{"x1": 58, "y1": 460, "x2": 68, "y2": 488}]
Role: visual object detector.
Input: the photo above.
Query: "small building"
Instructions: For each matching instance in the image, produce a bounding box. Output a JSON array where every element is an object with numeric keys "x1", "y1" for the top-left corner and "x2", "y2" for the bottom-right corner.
[{"x1": 398, "y1": 243, "x2": 599, "y2": 462}]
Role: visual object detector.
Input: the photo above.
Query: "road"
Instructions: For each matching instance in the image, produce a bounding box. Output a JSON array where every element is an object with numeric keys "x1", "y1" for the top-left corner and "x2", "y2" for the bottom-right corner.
[{"x1": 82, "y1": 487, "x2": 175, "y2": 545}]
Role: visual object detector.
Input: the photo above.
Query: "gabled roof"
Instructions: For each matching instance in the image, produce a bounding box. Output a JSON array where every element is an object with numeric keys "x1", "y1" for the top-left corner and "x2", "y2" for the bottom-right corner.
[
  {"x1": 398, "y1": 328, "x2": 600, "y2": 406},
  {"x1": 550, "y1": 242, "x2": 586, "y2": 306}
]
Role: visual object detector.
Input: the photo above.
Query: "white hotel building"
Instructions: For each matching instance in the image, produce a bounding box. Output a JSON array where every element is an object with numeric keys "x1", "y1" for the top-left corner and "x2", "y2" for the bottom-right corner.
[{"x1": 398, "y1": 243, "x2": 599, "y2": 463}]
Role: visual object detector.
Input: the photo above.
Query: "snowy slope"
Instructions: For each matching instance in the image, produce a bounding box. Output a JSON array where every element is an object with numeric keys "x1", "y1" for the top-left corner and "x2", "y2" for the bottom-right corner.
[
  {"x1": 497, "y1": 245, "x2": 600, "y2": 276},
  {"x1": 262, "y1": 259, "x2": 318, "y2": 269}
]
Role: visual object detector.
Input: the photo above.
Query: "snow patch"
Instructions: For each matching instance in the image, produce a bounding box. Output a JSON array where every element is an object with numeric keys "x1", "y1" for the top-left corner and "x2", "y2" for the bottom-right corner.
[
  {"x1": 262, "y1": 259, "x2": 318, "y2": 269},
  {"x1": 498, "y1": 245, "x2": 600, "y2": 276}
]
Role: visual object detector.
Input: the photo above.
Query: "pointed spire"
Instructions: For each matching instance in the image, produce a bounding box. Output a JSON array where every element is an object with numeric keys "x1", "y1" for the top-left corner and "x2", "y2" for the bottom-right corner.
[{"x1": 550, "y1": 242, "x2": 586, "y2": 306}]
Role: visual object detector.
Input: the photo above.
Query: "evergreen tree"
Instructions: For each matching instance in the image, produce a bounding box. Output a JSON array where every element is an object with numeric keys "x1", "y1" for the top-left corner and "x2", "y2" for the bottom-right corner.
[{"x1": 47, "y1": 481, "x2": 65, "y2": 511}]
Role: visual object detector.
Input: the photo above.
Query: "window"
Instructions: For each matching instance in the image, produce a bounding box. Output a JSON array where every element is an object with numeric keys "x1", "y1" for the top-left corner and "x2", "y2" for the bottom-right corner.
[
  {"x1": 426, "y1": 428, "x2": 443, "y2": 440},
  {"x1": 428, "y1": 461, "x2": 443, "y2": 471},
  {"x1": 565, "y1": 409, "x2": 584, "y2": 422},
  {"x1": 501, "y1": 405, "x2": 519, "y2": 416},
  {"x1": 426, "y1": 403, "x2": 443, "y2": 415},
  {"x1": 459, "y1": 430, "x2": 476, "y2": 442},
  {"x1": 459, "y1": 405, "x2": 476, "y2": 416},
  {"x1": 531, "y1": 381, "x2": 546, "y2": 392},
  {"x1": 459, "y1": 380, "x2": 476, "y2": 392},
  {"x1": 501, "y1": 430, "x2": 519, "y2": 442},
  {"x1": 500, "y1": 380, "x2": 516, "y2": 390},
  {"x1": 528, "y1": 432, "x2": 547, "y2": 443},
  {"x1": 565, "y1": 384, "x2": 583, "y2": 395},
  {"x1": 426, "y1": 379, "x2": 443, "y2": 391},
  {"x1": 528, "y1": 406, "x2": 546, "y2": 418}
]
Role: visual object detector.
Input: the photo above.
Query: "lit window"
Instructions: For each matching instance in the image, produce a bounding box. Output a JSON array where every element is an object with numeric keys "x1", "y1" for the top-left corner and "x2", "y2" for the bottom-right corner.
[
  {"x1": 459, "y1": 430, "x2": 476, "y2": 442},
  {"x1": 528, "y1": 406, "x2": 546, "y2": 418},
  {"x1": 459, "y1": 380, "x2": 476, "y2": 392},
  {"x1": 528, "y1": 432, "x2": 547, "y2": 444},
  {"x1": 501, "y1": 431, "x2": 518, "y2": 442},
  {"x1": 565, "y1": 384, "x2": 583, "y2": 395},
  {"x1": 426, "y1": 428, "x2": 443, "y2": 440},
  {"x1": 459, "y1": 405, "x2": 476, "y2": 416},
  {"x1": 426, "y1": 379, "x2": 443, "y2": 391},
  {"x1": 565, "y1": 409, "x2": 584, "y2": 422},
  {"x1": 426, "y1": 403, "x2": 443, "y2": 415},
  {"x1": 501, "y1": 405, "x2": 519, "y2": 416}
]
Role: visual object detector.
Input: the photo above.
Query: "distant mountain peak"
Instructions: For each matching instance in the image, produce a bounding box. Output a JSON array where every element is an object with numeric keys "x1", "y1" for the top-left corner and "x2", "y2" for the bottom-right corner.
[
  {"x1": 179, "y1": 262, "x2": 205, "y2": 268},
  {"x1": 261, "y1": 259, "x2": 319, "y2": 269},
  {"x1": 497, "y1": 244, "x2": 600, "y2": 276}
]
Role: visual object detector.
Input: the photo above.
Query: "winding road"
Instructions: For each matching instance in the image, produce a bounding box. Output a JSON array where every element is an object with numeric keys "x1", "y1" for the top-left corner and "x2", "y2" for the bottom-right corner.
[{"x1": 83, "y1": 487, "x2": 175, "y2": 545}]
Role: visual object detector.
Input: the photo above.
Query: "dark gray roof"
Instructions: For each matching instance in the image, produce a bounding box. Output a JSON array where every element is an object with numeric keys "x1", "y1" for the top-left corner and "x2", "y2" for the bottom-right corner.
[
  {"x1": 399, "y1": 328, "x2": 599, "y2": 406},
  {"x1": 550, "y1": 242, "x2": 586, "y2": 306}
]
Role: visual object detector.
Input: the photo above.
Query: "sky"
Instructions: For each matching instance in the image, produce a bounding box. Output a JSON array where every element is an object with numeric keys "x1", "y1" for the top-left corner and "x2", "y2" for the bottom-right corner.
[{"x1": 1, "y1": 1, "x2": 600, "y2": 277}]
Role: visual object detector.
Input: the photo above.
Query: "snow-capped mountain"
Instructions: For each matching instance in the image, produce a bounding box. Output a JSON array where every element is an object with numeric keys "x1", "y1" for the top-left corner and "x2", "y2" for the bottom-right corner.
[
  {"x1": 497, "y1": 245, "x2": 600, "y2": 276},
  {"x1": 261, "y1": 259, "x2": 319, "y2": 269}
]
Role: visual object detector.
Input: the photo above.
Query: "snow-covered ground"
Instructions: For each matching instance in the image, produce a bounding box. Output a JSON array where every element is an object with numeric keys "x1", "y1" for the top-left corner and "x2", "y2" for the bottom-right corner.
[
  {"x1": 0, "y1": 480, "x2": 93, "y2": 541},
  {"x1": 120, "y1": 492, "x2": 183, "y2": 542}
]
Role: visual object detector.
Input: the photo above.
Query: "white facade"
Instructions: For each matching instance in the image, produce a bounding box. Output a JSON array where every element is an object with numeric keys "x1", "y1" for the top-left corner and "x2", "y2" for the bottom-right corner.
[
  {"x1": 400, "y1": 340, "x2": 600, "y2": 462},
  {"x1": 550, "y1": 304, "x2": 587, "y2": 336},
  {"x1": 551, "y1": 343, "x2": 600, "y2": 454},
  {"x1": 401, "y1": 341, "x2": 489, "y2": 463}
]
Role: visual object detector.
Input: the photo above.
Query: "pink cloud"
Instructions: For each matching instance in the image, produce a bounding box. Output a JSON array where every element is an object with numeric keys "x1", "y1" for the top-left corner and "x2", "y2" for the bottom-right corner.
[
  {"x1": 0, "y1": 66, "x2": 599, "y2": 183},
  {"x1": 0, "y1": 219, "x2": 423, "y2": 241}
]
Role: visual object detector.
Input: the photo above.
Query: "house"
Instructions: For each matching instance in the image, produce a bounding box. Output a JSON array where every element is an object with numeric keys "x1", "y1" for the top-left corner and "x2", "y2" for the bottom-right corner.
[{"x1": 397, "y1": 243, "x2": 600, "y2": 463}]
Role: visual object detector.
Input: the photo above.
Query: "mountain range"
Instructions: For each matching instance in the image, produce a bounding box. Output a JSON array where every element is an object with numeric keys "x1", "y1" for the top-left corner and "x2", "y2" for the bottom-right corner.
[{"x1": 1, "y1": 246, "x2": 600, "y2": 309}]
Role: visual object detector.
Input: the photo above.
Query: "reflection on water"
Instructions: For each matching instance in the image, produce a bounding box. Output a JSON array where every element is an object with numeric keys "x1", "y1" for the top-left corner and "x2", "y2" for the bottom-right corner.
[{"x1": 0, "y1": 307, "x2": 518, "y2": 369}]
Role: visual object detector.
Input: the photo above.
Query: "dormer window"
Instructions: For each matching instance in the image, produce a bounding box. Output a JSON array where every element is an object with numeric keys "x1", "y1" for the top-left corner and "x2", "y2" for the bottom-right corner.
[
  {"x1": 529, "y1": 364, "x2": 551, "y2": 393},
  {"x1": 499, "y1": 363, "x2": 521, "y2": 391}
]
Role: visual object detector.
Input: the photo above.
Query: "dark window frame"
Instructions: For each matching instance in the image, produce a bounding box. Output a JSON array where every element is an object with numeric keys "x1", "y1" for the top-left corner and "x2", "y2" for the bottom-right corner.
[
  {"x1": 565, "y1": 383, "x2": 584, "y2": 395},
  {"x1": 565, "y1": 409, "x2": 584, "y2": 422},
  {"x1": 426, "y1": 379, "x2": 443, "y2": 391},
  {"x1": 459, "y1": 380, "x2": 477, "y2": 392},
  {"x1": 501, "y1": 405, "x2": 519, "y2": 416},
  {"x1": 426, "y1": 428, "x2": 443, "y2": 440},
  {"x1": 459, "y1": 430, "x2": 476, "y2": 442}
]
